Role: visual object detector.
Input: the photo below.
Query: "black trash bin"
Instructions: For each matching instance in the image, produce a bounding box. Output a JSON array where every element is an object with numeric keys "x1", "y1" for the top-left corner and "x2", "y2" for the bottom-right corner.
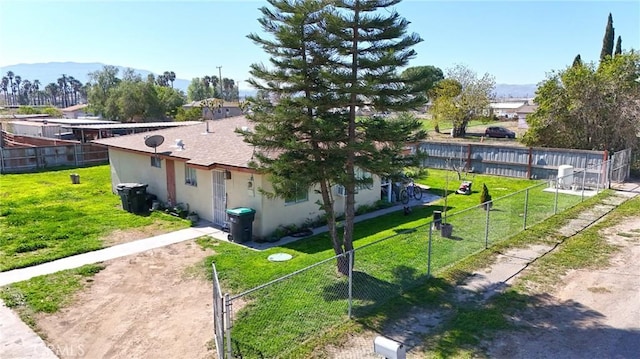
[
  {"x1": 226, "y1": 207, "x2": 256, "y2": 242},
  {"x1": 116, "y1": 183, "x2": 149, "y2": 214},
  {"x1": 432, "y1": 211, "x2": 442, "y2": 230}
]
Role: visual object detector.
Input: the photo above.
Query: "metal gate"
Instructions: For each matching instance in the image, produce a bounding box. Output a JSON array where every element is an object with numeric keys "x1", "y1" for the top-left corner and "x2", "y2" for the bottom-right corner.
[
  {"x1": 610, "y1": 148, "x2": 632, "y2": 183},
  {"x1": 212, "y1": 263, "x2": 225, "y2": 359},
  {"x1": 212, "y1": 170, "x2": 227, "y2": 227}
]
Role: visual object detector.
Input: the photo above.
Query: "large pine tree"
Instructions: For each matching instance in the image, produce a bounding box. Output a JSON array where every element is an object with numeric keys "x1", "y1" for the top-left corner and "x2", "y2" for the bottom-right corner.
[
  {"x1": 600, "y1": 13, "x2": 615, "y2": 61},
  {"x1": 244, "y1": 0, "x2": 426, "y2": 273}
]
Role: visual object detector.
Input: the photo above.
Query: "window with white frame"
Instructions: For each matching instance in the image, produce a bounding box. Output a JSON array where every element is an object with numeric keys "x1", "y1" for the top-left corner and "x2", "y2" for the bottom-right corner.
[
  {"x1": 355, "y1": 168, "x2": 373, "y2": 190},
  {"x1": 185, "y1": 166, "x2": 197, "y2": 186},
  {"x1": 335, "y1": 168, "x2": 372, "y2": 196},
  {"x1": 150, "y1": 156, "x2": 161, "y2": 168},
  {"x1": 285, "y1": 184, "x2": 308, "y2": 204}
]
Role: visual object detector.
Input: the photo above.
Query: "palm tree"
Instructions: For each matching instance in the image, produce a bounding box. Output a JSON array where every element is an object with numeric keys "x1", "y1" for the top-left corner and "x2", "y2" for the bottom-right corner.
[
  {"x1": 168, "y1": 71, "x2": 176, "y2": 88},
  {"x1": 6, "y1": 71, "x2": 15, "y2": 105},
  {"x1": 1, "y1": 77, "x2": 8, "y2": 105},
  {"x1": 32, "y1": 80, "x2": 41, "y2": 105},
  {"x1": 57, "y1": 75, "x2": 69, "y2": 107},
  {"x1": 45, "y1": 82, "x2": 59, "y2": 106},
  {"x1": 19, "y1": 79, "x2": 31, "y2": 105},
  {"x1": 210, "y1": 75, "x2": 219, "y2": 97},
  {"x1": 222, "y1": 78, "x2": 235, "y2": 101},
  {"x1": 13, "y1": 76, "x2": 21, "y2": 106},
  {"x1": 156, "y1": 74, "x2": 168, "y2": 87},
  {"x1": 68, "y1": 76, "x2": 82, "y2": 105}
]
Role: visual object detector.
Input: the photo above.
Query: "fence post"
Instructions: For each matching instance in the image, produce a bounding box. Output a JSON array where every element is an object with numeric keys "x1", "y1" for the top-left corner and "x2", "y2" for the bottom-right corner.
[
  {"x1": 523, "y1": 188, "x2": 529, "y2": 230},
  {"x1": 581, "y1": 168, "x2": 586, "y2": 201},
  {"x1": 554, "y1": 179, "x2": 559, "y2": 214},
  {"x1": 225, "y1": 293, "x2": 232, "y2": 359},
  {"x1": 74, "y1": 144, "x2": 80, "y2": 166},
  {"x1": 596, "y1": 162, "x2": 602, "y2": 192},
  {"x1": 427, "y1": 222, "x2": 433, "y2": 277},
  {"x1": 484, "y1": 203, "x2": 490, "y2": 249},
  {"x1": 348, "y1": 250, "x2": 353, "y2": 319}
]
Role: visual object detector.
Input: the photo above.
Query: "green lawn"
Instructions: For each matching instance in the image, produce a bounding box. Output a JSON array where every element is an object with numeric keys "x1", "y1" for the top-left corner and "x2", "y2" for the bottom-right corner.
[
  {"x1": 202, "y1": 169, "x2": 589, "y2": 358},
  {"x1": 0, "y1": 165, "x2": 596, "y2": 358},
  {"x1": 0, "y1": 165, "x2": 190, "y2": 271},
  {"x1": 420, "y1": 118, "x2": 498, "y2": 132}
]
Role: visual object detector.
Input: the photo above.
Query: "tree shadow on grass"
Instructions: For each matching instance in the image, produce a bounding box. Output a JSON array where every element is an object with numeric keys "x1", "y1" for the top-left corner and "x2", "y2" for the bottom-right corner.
[
  {"x1": 322, "y1": 265, "x2": 430, "y2": 317},
  {"x1": 282, "y1": 205, "x2": 450, "y2": 255}
]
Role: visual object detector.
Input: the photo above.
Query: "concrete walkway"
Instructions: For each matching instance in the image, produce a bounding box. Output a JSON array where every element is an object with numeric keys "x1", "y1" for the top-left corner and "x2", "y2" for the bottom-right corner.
[
  {"x1": 0, "y1": 225, "x2": 223, "y2": 287},
  {"x1": 0, "y1": 300, "x2": 57, "y2": 359}
]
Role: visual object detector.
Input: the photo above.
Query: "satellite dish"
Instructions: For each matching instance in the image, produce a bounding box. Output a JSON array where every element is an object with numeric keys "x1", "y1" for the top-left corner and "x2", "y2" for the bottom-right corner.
[
  {"x1": 144, "y1": 135, "x2": 164, "y2": 158},
  {"x1": 144, "y1": 135, "x2": 165, "y2": 148}
]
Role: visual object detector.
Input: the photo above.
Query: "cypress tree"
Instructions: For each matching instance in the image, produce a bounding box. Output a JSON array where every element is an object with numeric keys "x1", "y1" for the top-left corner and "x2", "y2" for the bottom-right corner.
[
  {"x1": 615, "y1": 36, "x2": 622, "y2": 56},
  {"x1": 572, "y1": 54, "x2": 582, "y2": 67},
  {"x1": 600, "y1": 13, "x2": 615, "y2": 61}
]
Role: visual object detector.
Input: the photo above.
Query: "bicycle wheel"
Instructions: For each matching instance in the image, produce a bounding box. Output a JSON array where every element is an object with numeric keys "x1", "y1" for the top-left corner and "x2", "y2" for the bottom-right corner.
[
  {"x1": 413, "y1": 185, "x2": 422, "y2": 201},
  {"x1": 400, "y1": 189, "x2": 410, "y2": 204}
]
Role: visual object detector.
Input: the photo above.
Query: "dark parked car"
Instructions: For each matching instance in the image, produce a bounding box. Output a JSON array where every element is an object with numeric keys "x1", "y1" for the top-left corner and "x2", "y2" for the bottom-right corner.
[{"x1": 485, "y1": 126, "x2": 516, "y2": 139}]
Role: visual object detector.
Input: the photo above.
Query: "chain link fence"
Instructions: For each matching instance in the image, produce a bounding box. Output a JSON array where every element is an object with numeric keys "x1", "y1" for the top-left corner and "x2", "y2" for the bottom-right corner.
[{"x1": 213, "y1": 159, "x2": 619, "y2": 358}]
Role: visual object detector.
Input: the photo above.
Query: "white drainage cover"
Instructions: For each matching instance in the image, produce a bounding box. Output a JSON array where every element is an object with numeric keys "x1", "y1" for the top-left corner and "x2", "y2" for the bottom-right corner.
[{"x1": 268, "y1": 253, "x2": 293, "y2": 262}]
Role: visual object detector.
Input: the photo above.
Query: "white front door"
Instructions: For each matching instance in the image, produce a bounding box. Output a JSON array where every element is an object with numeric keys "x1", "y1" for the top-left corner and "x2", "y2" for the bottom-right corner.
[{"x1": 212, "y1": 170, "x2": 227, "y2": 227}]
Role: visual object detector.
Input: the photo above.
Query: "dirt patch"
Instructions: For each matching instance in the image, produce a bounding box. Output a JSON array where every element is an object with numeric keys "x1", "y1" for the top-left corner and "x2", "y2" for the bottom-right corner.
[
  {"x1": 36, "y1": 240, "x2": 216, "y2": 359},
  {"x1": 317, "y1": 192, "x2": 639, "y2": 358},
  {"x1": 486, "y1": 216, "x2": 640, "y2": 358}
]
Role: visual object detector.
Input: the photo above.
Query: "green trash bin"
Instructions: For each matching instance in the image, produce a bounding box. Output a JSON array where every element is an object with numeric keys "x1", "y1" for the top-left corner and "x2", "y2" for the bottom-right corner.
[
  {"x1": 226, "y1": 207, "x2": 256, "y2": 242},
  {"x1": 116, "y1": 183, "x2": 148, "y2": 214}
]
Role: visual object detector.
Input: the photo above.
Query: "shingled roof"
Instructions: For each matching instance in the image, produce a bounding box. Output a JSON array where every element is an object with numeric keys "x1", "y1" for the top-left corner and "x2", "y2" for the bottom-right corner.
[{"x1": 93, "y1": 116, "x2": 255, "y2": 169}]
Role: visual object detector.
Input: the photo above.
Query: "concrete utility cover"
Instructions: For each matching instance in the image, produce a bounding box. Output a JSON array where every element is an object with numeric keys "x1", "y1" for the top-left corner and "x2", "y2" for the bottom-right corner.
[{"x1": 268, "y1": 253, "x2": 293, "y2": 262}]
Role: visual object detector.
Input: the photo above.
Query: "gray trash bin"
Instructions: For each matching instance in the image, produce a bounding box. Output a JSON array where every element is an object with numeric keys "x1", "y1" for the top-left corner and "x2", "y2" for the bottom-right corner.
[
  {"x1": 70, "y1": 173, "x2": 80, "y2": 184},
  {"x1": 226, "y1": 207, "x2": 256, "y2": 242}
]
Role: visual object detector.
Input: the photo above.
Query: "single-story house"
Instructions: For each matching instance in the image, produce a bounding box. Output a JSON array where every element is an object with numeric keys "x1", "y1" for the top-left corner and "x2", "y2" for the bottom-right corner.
[
  {"x1": 61, "y1": 104, "x2": 90, "y2": 119},
  {"x1": 93, "y1": 116, "x2": 381, "y2": 239},
  {"x1": 182, "y1": 99, "x2": 243, "y2": 120},
  {"x1": 489, "y1": 101, "x2": 526, "y2": 118},
  {"x1": 515, "y1": 103, "x2": 538, "y2": 129}
]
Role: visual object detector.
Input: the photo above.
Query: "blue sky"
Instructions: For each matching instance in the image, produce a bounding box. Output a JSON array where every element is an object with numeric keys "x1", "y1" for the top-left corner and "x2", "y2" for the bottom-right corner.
[{"x1": 0, "y1": 0, "x2": 638, "y2": 89}]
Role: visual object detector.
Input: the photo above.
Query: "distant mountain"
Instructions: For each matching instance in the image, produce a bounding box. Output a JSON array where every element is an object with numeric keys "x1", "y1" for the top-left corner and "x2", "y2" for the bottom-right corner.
[
  {"x1": 494, "y1": 84, "x2": 538, "y2": 99},
  {"x1": 0, "y1": 62, "x2": 538, "y2": 99},
  {"x1": 0, "y1": 62, "x2": 190, "y2": 92}
]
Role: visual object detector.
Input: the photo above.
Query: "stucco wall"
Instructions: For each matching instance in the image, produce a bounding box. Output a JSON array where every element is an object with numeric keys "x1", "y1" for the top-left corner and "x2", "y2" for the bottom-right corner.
[
  {"x1": 173, "y1": 161, "x2": 215, "y2": 222},
  {"x1": 108, "y1": 148, "x2": 382, "y2": 239},
  {"x1": 224, "y1": 171, "x2": 265, "y2": 236},
  {"x1": 256, "y1": 176, "x2": 381, "y2": 239},
  {"x1": 108, "y1": 150, "x2": 167, "y2": 198}
]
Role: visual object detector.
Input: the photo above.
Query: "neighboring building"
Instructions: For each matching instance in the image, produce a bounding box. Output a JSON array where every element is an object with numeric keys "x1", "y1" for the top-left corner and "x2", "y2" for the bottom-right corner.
[
  {"x1": 61, "y1": 104, "x2": 90, "y2": 119},
  {"x1": 182, "y1": 99, "x2": 243, "y2": 120},
  {"x1": 489, "y1": 101, "x2": 527, "y2": 118},
  {"x1": 4, "y1": 120, "x2": 65, "y2": 139},
  {"x1": 93, "y1": 116, "x2": 381, "y2": 239},
  {"x1": 0, "y1": 114, "x2": 51, "y2": 120},
  {"x1": 515, "y1": 102, "x2": 538, "y2": 129}
]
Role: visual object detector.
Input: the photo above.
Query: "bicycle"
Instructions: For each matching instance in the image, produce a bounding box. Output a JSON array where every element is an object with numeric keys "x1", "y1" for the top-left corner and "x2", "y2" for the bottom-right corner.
[{"x1": 399, "y1": 177, "x2": 423, "y2": 204}]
